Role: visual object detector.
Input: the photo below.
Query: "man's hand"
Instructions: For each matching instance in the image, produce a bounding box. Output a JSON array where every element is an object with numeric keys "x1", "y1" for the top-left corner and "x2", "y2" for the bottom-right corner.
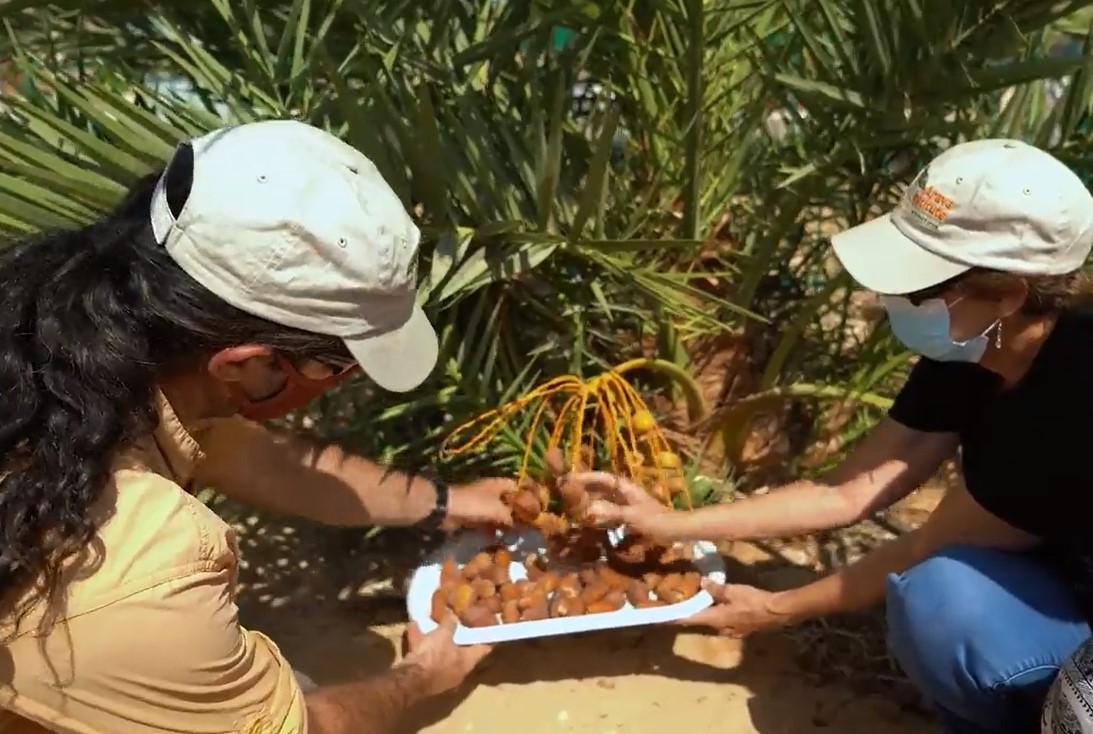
[
  {"x1": 673, "y1": 581, "x2": 792, "y2": 638},
  {"x1": 444, "y1": 478, "x2": 515, "y2": 532},
  {"x1": 304, "y1": 613, "x2": 491, "y2": 734},
  {"x1": 402, "y1": 614, "x2": 493, "y2": 696}
]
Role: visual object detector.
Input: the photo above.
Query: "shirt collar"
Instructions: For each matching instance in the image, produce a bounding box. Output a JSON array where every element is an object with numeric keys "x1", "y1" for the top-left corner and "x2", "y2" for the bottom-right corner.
[{"x1": 152, "y1": 389, "x2": 207, "y2": 486}]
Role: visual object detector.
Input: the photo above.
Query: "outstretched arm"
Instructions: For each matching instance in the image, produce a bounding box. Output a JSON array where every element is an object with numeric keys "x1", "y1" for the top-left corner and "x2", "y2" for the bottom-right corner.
[
  {"x1": 680, "y1": 483, "x2": 1038, "y2": 636},
  {"x1": 192, "y1": 416, "x2": 511, "y2": 528},
  {"x1": 767, "y1": 482, "x2": 1038, "y2": 624},
  {"x1": 583, "y1": 417, "x2": 959, "y2": 543}
]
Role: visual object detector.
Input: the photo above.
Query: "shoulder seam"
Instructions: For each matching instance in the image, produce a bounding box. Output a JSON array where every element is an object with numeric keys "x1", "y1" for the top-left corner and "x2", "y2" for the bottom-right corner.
[{"x1": 113, "y1": 467, "x2": 220, "y2": 564}]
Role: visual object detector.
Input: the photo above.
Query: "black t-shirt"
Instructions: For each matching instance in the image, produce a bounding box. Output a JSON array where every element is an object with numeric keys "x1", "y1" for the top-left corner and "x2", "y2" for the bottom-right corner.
[{"x1": 888, "y1": 303, "x2": 1093, "y2": 618}]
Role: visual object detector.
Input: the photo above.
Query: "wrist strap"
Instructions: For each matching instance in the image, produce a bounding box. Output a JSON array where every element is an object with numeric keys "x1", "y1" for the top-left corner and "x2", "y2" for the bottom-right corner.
[{"x1": 416, "y1": 469, "x2": 449, "y2": 531}]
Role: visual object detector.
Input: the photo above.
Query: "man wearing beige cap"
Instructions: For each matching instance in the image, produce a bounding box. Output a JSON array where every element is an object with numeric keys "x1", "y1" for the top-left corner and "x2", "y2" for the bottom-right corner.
[
  {"x1": 0, "y1": 120, "x2": 510, "y2": 734},
  {"x1": 577, "y1": 139, "x2": 1093, "y2": 734}
]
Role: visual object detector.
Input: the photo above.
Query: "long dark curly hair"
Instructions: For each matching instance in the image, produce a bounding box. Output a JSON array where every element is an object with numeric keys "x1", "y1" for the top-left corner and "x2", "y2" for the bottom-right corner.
[{"x1": 0, "y1": 144, "x2": 351, "y2": 635}]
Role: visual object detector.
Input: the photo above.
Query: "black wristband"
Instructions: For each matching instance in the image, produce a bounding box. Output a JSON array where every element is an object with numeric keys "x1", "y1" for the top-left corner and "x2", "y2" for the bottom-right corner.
[{"x1": 416, "y1": 470, "x2": 449, "y2": 531}]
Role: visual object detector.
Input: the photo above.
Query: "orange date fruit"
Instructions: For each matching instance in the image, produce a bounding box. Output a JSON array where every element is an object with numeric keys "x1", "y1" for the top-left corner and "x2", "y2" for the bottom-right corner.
[
  {"x1": 482, "y1": 564, "x2": 510, "y2": 586},
  {"x1": 499, "y1": 582, "x2": 521, "y2": 603},
  {"x1": 449, "y1": 583, "x2": 476, "y2": 614},
  {"x1": 585, "y1": 597, "x2": 624, "y2": 615},
  {"x1": 558, "y1": 480, "x2": 585, "y2": 509},
  {"x1": 599, "y1": 565, "x2": 630, "y2": 591},
  {"x1": 518, "y1": 591, "x2": 548, "y2": 611},
  {"x1": 625, "y1": 580, "x2": 651, "y2": 606},
  {"x1": 557, "y1": 573, "x2": 582, "y2": 599},
  {"x1": 538, "y1": 571, "x2": 561, "y2": 595},
  {"x1": 678, "y1": 571, "x2": 702, "y2": 599},
  {"x1": 430, "y1": 588, "x2": 448, "y2": 623},
  {"x1": 579, "y1": 567, "x2": 600, "y2": 586},
  {"x1": 511, "y1": 490, "x2": 543, "y2": 524},
  {"x1": 603, "y1": 590, "x2": 626, "y2": 609},
  {"x1": 580, "y1": 581, "x2": 611, "y2": 605},
  {"x1": 550, "y1": 595, "x2": 586, "y2": 618},
  {"x1": 657, "y1": 588, "x2": 686, "y2": 604},
  {"x1": 520, "y1": 603, "x2": 550, "y2": 622},
  {"x1": 439, "y1": 556, "x2": 461, "y2": 585},
  {"x1": 470, "y1": 578, "x2": 496, "y2": 599},
  {"x1": 501, "y1": 599, "x2": 521, "y2": 623},
  {"x1": 655, "y1": 574, "x2": 685, "y2": 603},
  {"x1": 524, "y1": 554, "x2": 548, "y2": 581}
]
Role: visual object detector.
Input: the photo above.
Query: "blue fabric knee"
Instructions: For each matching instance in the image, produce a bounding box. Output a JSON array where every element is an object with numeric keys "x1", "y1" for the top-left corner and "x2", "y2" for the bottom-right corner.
[{"x1": 886, "y1": 545, "x2": 1090, "y2": 734}]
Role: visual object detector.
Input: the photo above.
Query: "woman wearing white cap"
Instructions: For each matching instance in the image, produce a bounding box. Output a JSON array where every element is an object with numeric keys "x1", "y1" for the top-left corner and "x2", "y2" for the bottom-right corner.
[
  {"x1": 0, "y1": 121, "x2": 513, "y2": 734},
  {"x1": 575, "y1": 139, "x2": 1093, "y2": 734}
]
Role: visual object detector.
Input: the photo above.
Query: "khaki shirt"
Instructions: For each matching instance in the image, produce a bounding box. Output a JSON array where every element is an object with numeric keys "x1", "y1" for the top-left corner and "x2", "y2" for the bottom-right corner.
[{"x1": 0, "y1": 393, "x2": 307, "y2": 734}]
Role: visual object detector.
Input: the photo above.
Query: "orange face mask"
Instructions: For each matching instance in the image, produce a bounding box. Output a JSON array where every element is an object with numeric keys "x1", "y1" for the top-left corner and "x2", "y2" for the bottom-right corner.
[{"x1": 227, "y1": 353, "x2": 359, "y2": 422}]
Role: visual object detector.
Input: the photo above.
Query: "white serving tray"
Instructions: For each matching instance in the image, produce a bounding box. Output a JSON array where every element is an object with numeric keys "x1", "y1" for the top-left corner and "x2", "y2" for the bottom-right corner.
[{"x1": 406, "y1": 526, "x2": 726, "y2": 645}]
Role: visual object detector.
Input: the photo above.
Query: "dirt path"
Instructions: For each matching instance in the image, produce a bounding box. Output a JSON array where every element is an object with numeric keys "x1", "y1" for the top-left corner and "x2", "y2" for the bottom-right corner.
[{"x1": 224, "y1": 487, "x2": 943, "y2": 734}]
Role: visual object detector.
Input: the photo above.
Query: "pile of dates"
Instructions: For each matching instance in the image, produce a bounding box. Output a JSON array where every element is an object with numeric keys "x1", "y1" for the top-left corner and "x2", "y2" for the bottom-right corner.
[{"x1": 430, "y1": 528, "x2": 703, "y2": 628}]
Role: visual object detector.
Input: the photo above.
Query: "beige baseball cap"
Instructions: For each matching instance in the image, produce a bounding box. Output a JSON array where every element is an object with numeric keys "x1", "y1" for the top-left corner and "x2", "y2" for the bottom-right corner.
[
  {"x1": 150, "y1": 119, "x2": 438, "y2": 393},
  {"x1": 830, "y1": 139, "x2": 1093, "y2": 295}
]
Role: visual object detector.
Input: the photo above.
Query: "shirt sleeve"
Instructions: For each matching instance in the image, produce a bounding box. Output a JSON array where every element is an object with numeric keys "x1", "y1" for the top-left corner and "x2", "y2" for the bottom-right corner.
[
  {"x1": 3, "y1": 567, "x2": 308, "y2": 734},
  {"x1": 887, "y1": 357, "x2": 989, "y2": 434}
]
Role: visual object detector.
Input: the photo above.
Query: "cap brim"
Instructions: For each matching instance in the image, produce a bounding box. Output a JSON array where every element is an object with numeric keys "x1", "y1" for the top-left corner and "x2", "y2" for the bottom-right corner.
[
  {"x1": 830, "y1": 214, "x2": 971, "y2": 295},
  {"x1": 345, "y1": 304, "x2": 439, "y2": 393}
]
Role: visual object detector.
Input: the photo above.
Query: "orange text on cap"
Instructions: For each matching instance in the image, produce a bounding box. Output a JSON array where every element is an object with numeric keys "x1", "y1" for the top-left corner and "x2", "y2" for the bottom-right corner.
[{"x1": 911, "y1": 186, "x2": 954, "y2": 223}]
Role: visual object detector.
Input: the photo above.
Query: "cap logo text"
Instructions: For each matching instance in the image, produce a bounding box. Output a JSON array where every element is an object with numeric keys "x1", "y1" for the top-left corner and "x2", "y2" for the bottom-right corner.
[{"x1": 900, "y1": 167, "x2": 954, "y2": 230}]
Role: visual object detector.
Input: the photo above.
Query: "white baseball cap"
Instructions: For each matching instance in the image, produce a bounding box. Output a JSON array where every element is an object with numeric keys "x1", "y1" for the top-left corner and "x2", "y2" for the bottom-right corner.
[
  {"x1": 830, "y1": 139, "x2": 1093, "y2": 295},
  {"x1": 150, "y1": 119, "x2": 438, "y2": 393}
]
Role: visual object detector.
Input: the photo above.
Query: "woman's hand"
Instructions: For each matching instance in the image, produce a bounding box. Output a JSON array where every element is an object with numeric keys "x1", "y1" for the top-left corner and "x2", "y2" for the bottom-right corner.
[
  {"x1": 444, "y1": 478, "x2": 515, "y2": 532},
  {"x1": 674, "y1": 581, "x2": 793, "y2": 638},
  {"x1": 563, "y1": 471, "x2": 676, "y2": 539}
]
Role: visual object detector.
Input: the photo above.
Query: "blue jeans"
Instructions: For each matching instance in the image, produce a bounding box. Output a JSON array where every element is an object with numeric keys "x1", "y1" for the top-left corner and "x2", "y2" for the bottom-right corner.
[{"x1": 886, "y1": 546, "x2": 1090, "y2": 734}]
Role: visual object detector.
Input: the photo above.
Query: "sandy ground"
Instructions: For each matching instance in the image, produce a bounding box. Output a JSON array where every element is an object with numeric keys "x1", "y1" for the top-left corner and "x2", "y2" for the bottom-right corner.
[
  {"x1": 257, "y1": 609, "x2": 933, "y2": 734},
  {"x1": 275, "y1": 616, "x2": 931, "y2": 729},
  {"x1": 227, "y1": 486, "x2": 943, "y2": 734}
]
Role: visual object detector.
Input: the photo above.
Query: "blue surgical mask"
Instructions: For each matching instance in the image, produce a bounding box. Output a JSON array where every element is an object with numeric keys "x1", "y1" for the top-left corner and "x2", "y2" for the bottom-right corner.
[{"x1": 880, "y1": 295, "x2": 998, "y2": 363}]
